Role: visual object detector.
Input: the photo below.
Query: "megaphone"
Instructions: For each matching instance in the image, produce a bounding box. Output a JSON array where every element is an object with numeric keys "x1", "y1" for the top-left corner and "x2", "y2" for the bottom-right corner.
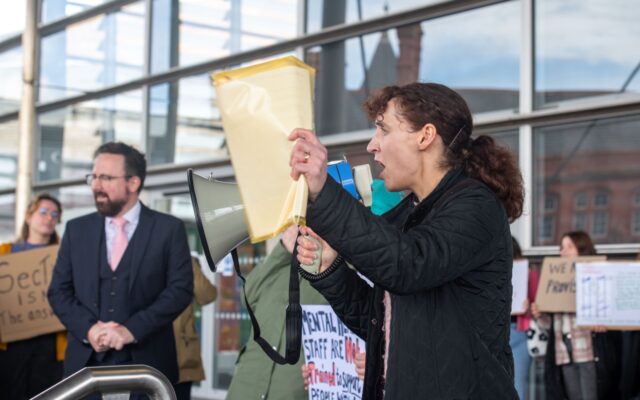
[
  {"x1": 187, "y1": 169, "x2": 248, "y2": 272},
  {"x1": 188, "y1": 162, "x2": 373, "y2": 272}
]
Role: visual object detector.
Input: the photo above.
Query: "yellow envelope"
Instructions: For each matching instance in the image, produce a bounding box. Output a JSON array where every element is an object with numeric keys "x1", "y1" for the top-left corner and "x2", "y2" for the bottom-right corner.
[{"x1": 213, "y1": 56, "x2": 315, "y2": 243}]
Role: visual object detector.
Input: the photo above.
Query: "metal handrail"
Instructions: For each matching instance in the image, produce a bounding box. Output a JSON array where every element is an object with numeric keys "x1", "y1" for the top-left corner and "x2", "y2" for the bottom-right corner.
[{"x1": 31, "y1": 365, "x2": 177, "y2": 400}]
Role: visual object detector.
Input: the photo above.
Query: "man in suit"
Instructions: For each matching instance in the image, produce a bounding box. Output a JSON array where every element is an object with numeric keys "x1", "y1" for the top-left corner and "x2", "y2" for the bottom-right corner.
[{"x1": 48, "y1": 142, "x2": 193, "y2": 385}]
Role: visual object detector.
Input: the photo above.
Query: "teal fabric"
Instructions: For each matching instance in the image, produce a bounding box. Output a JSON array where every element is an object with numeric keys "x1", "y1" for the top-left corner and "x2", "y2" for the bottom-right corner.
[{"x1": 371, "y1": 179, "x2": 402, "y2": 216}]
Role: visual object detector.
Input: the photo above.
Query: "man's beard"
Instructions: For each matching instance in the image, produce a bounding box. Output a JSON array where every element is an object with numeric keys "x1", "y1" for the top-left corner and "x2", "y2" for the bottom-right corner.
[{"x1": 94, "y1": 192, "x2": 127, "y2": 217}]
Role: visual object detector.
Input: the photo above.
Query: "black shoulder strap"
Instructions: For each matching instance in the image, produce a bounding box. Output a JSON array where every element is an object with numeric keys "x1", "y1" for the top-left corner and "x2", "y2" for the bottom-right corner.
[{"x1": 231, "y1": 244, "x2": 302, "y2": 365}]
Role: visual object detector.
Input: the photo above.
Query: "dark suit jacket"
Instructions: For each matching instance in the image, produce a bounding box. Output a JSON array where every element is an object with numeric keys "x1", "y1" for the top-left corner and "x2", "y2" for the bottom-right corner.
[{"x1": 47, "y1": 203, "x2": 193, "y2": 382}]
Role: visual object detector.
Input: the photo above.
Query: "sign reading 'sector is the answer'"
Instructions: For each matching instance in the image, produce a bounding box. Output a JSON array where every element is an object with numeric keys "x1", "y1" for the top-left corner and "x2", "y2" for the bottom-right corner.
[{"x1": 0, "y1": 245, "x2": 64, "y2": 342}]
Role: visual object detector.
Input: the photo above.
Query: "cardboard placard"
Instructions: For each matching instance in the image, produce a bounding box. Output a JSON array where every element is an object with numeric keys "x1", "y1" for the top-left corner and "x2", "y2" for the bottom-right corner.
[
  {"x1": 0, "y1": 246, "x2": 64, "y2": 342},
  {"x1": 511, "y1": 259, "x2": 529, "y2": 315},
  {"x1": 302, "y1": 305, "x2": 364, "y2": 400},
  {"x1": 576, "y1": 261, "x2": 640, "y2": 330},
  {"x1": 535, "y1": 256, "x2": 605, "y2": 313}
]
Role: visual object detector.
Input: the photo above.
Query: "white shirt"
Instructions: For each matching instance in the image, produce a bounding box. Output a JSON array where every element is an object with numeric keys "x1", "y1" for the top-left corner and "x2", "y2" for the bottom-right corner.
[{"x1": 105, "y1": 201, "x2": 141, "y2": 265}]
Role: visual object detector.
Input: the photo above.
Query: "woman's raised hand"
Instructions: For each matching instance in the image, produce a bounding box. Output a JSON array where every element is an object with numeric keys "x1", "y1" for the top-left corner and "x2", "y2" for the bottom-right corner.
[{"x1": 289, "y1": 128, "x2": 328, "y2": 201}]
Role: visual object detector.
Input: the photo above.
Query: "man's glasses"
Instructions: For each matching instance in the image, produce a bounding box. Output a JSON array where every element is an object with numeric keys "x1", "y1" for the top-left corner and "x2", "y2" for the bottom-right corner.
[
  {"x1": 85, "y1": 174, "x2": 131, "y2": 185},
  {"x1": 37, "y1": 207, "x2": 60, "y2": 219}
]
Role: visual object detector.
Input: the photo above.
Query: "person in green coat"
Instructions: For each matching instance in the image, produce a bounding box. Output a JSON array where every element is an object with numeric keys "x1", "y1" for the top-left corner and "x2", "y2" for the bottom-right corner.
[
  {"x1": 227, "y1": 179, "x2": 402, "y2": 400},
  {"x1": 226, "y1": 225, "x2": 327, "y2": 400}
]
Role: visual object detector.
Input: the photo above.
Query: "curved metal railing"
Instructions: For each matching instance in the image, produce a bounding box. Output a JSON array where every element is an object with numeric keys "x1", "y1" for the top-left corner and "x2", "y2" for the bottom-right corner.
[{"x1": 31, "y1": 364, "x2": 177, "y2": 400}]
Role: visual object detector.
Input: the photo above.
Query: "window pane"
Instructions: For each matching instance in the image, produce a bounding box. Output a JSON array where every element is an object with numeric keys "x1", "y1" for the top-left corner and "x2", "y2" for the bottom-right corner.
[
  {"x1": 308, "y1": 1, "x2": 520, "y2": 136},
  {"x1": 574, "y1": 212, "x2": 587, "y2": 231},
  {"x1": 37, "y1": 90, "x2": 143, "y2": 182},
  {"x1": 0, "y1": 120, "x2": 19, "y2": 190},
  {"x1": 147, "y1": 53, "x2": 293, "y2": 165},
  {"x1": 213, "y1": 242, "x2": 266, "y2": 390},
  {"x1": 150, "y1": 0, "x2": 298, "y2": 73},
  {"x1": 594, "y1": 191, "x2": 609, "y2": 207},
  {"x1": 541, "y1": 215, "x2": 555, "y2": 241},
  {"x1": 0, "y1": 194, "x2": 16, "y2": 242},
  {"x1": 0, "y1": 46, "x2": 23, "y2": 114},
  {"x1": 306, "y1": 0, "x2": 441, "y2": 34},
  {"x1": 535, "y1": 0, "x2": 640, "y2": 106},
  {"x1": 492, "y1": 130, "x2": 519, "y2": 163},
  {"x1": 633, "y1": 211, "x2": 640, "y2": 235},
  {"x1": 55, "y1": 184, "x2": 97, "y2": 228},
  {"x1": 147, "y1": 74, "x2": 225, "y2": 166},
  {"x1": 0, "y1": 1, "x2": 26, "y2": 41},
  {"x1": 575, "y1": 192, "x2": 587, "y2": 209},
  {"x1": 544, "y1": 196, "x2": 556, "y2": 211},
  {"x1": 41, "y1": 0, "x2": 111, "y2": 24},
  {"x1": 533, "y1": 114, "x2": 640, "y2": 245},
  {"x1": 591, "y1": 211, "x2": 608, "y2": 237},
  {"x1": 39, "y1": 2, "x2": 145, "y2": 102}
]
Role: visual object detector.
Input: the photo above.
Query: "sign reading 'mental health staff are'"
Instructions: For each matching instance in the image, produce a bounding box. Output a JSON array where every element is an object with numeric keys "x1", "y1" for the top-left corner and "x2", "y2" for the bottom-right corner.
[
  {"x1": 302, "y1": 305, "x2": 364, "y2": 400},
  {"x1": 0, "y1": 245, "x2": 64, "y2": 342}
]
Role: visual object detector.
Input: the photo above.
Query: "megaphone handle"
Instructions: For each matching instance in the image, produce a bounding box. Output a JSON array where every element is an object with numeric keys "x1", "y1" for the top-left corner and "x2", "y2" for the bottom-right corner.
[{"x1": 299, "y1": 235, "x2": 322, "y2": 275}]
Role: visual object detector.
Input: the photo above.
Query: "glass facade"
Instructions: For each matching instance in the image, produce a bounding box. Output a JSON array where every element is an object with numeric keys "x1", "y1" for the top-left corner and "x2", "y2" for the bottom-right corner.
[
  {"x1": 0, "y1": 46, "x2": 23, "y2": 115},
  {"x1": 309, "y1": 1, "x2": 520, "y2": 135},
  {"x1": 37, "y1": 89, "x2": 144, "y2": 182},
  {"x1": 0, "y1": 0, "x2": 639, "y2": 397},
  {"x1": 306, "y1": 0, "x2": 441, "y2": 33},
  {"x1": 39, "y1": 2, "x2": 146, "y2": 102},
  {"x1": 533, "y1": 114, "x2": 640, "y2": 245}
]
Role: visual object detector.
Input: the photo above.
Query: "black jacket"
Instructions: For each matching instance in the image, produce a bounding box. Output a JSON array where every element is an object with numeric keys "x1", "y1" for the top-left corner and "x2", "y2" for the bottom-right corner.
[{"x1": 304, "y1": 168, "x2": 517, "y2": 399}]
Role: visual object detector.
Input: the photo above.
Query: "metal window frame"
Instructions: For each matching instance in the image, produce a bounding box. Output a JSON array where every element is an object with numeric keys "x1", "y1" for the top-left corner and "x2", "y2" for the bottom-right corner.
[{"x1": 0, "y1": 0, "x2": 639, "y2": 256}]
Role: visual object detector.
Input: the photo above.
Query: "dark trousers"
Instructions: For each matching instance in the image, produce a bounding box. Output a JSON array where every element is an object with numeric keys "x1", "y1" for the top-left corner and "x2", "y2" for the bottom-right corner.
[
  {"x1": 561, "y1": 362, "x2": 597, "y2": 400},
  {"x1": 174, "y1": 381, "x2": 193, "y2": 400},
  {"x1": 0, "y1": 333, "x2": 63, "y2": 399}
]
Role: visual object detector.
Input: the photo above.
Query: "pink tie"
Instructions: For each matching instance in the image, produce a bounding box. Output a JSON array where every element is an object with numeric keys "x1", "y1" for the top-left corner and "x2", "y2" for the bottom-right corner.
[{"x1": 111, "y1": 217, "x2": 128, "y2": 271}]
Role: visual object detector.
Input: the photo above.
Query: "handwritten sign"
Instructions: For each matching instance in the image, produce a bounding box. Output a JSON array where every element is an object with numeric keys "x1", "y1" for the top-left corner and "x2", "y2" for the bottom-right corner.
[
  {"x1": 535, "y1": 256, "x2": 605, "y2": 312},
  {"x1": 511, "y1": 259, "x2": 529, "y2": 315},
  {"x1": 576, "y1": 262, "x2": 640, "y2": 329},
  {"x1": 302, "y1": 305, "x2": 364, "y2": 400},
  {"x1": 0, "y1": 246, "x2": 64, "y2": 342}
]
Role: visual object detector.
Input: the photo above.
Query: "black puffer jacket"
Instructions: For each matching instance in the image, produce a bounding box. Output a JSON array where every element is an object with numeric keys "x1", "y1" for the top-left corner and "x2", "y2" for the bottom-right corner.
[{"x1": 304, "y1": 168, "x2": 518, "y2": 399}]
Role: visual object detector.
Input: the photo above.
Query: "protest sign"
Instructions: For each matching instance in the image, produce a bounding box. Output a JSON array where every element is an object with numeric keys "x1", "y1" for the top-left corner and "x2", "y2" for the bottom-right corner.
[
  {"x1": 576, "y1": 261, "x2": 640, "y2": 329},
  {"x1": 302, "y1": 305, "x2": 364, "y2": 400},
  {"x1": 0, "y1": 246, "x2": 64, "y2": 342},
  {"x1": 511, "y1": 259, "x2": 529, "y2": 315},
  {"x1": 535, "y1": 256, "x2": 605, "y2": 312}
]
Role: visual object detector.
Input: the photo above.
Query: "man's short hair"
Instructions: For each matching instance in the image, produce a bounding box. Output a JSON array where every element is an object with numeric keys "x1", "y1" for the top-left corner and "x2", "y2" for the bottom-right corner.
[{"x1": 94, "y1": 142, "x2": 147, "y2": 193}]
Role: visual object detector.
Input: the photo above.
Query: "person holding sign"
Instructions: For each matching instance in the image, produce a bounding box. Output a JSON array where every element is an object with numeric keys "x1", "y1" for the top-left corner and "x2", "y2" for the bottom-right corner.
[
  {"x1": 226, "y1": 225, "x2": 328, "y2": 400},
  {"x1": 290, "y1": 83, "x2": 524, "y2": 399},
  {"x1": 48, "y1": 142, "x2": 193, "y2": 389},
  {"x1": 0, "y1": 193, "x2": 65, "y2": 399},
  {"x1": 532, "y1": 231, "x2": 621, "y2": 400}
]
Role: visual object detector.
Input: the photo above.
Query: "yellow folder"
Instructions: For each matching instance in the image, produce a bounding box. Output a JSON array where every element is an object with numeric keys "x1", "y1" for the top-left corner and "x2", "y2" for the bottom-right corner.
[{"x1": 213, "y1": 56, "x2": 315, "y2": 243}]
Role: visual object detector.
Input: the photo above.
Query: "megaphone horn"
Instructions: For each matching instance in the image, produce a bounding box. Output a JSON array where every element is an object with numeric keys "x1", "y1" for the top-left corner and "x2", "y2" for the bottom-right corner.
[{"x1": 187, "y1": 169, "x2": 249, "y2": 272}]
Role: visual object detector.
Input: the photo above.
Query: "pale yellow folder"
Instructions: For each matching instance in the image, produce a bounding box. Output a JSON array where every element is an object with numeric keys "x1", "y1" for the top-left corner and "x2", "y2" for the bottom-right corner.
[{"x1": 213, "y1": 56, "x2": 315, "y2": 243}]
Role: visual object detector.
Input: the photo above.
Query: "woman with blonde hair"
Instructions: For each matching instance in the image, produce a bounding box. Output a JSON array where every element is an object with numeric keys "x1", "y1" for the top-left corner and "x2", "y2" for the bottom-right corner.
[{"x1": 0, "y1": 193, "x2": 65, "y2": 399}]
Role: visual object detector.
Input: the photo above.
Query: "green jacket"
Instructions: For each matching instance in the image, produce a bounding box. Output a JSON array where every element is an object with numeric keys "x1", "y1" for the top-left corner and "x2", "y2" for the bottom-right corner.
[{"x1": 226, "y1": 241, "x2": 327, "y2": 400}]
